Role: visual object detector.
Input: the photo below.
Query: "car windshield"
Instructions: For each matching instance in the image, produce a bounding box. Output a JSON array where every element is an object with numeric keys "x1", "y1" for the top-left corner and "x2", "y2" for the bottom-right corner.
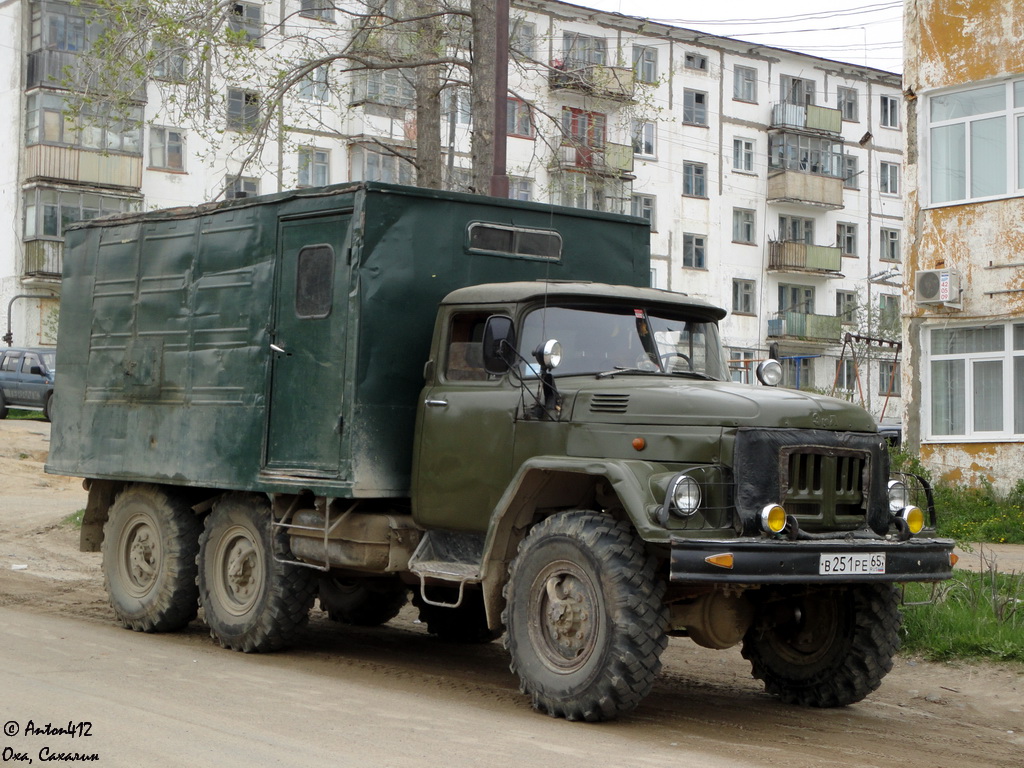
[{"x1": 519, "y1": 304, "x2": 730, "y2": 381}]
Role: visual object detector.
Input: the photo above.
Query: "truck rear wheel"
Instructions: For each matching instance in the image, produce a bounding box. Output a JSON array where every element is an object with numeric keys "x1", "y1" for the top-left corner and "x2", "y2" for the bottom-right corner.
[
  {"x1": 741, "y1": 583, "x2": 902, "y2": 707},
  {"x1": 503, "y1": 510, "x2": 668, "y2": 722},
  {"x1": 102, "y1": 485, "x2": 202, "y2": 632},
  {"x1": 198, "y1": 495, "x2": 316, "y2": 652},
  {"x1": 319, "y1": 575, "x2": 407, "y2": 626}
]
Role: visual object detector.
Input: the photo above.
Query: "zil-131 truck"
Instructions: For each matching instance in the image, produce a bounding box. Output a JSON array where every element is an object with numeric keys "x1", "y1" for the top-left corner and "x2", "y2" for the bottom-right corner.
[{"x1": 47, "y1": 182, "x2": 955, "y2": 721}]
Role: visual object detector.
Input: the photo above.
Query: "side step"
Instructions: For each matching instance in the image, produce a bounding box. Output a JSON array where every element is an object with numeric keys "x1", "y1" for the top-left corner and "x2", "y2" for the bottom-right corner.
[{"x1": 408, "y1": 531, "x2": 484, "y2": 608}]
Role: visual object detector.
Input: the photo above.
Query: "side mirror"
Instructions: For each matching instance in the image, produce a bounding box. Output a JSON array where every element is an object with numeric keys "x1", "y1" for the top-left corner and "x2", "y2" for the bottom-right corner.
[
  {"x1": 482, "y1": 315, "x2": 516, "y2": 374},
  {"x1": 30, "y1": 365, "x2": 44, "y2": 376}
]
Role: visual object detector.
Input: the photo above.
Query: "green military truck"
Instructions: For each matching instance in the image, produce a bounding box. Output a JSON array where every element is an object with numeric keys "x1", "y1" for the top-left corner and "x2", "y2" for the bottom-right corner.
[{"x1": 47, "y1": 182, "x2": 955, "y2": 722}]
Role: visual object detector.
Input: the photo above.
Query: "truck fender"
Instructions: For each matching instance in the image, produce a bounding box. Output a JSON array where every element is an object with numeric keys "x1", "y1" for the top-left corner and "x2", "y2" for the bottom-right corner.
[{"x1": 476, "y1": 457, "x2": 661, "y2": 630}]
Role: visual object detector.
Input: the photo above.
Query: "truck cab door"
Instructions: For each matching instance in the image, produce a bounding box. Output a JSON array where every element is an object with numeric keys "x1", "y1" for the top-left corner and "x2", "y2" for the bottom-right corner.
[
  {"x1": 264, "y1": 212, "x2": 352, "y2": 477},
  {"x1": 412, "y1": 310, "x2": 519, "y2": 532}
]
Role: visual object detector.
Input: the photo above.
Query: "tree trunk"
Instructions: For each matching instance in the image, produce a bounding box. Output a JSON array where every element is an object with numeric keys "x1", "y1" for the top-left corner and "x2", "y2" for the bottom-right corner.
[
  {"x1": 414, "y1": 0, "x2": 443, "y2": 190},
  {"x1": 470, "y1": 0, "x2": 495, "y2": 194}
]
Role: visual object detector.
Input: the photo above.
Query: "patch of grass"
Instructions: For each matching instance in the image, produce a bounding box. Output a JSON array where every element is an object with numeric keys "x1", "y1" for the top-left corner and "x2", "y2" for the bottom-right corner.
[
  {"x1": 902, "y1": 566, "x2": 1024, "y2": 663},
  {"x1": 61, "y1": 509, "x2": 85, "y2": 528},
  {"x1": 890, "y1": 448, "x2": 1024, "y2": 545},
  {"x1": 7, "y1": 409, "x2": 45, "y2": 421}
]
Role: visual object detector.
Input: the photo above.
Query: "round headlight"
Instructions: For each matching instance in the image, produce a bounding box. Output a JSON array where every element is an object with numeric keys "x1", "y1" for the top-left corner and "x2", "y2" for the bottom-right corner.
[
  {"x1": 887, "y1": 480, "x2": 909, "y2": 513},
  {"x1": 537, "y1": 339, "x2": 562, "y2": 369},
  {"x1": 760, "y1": 504, "x2": 787, "y2": 534},
  {"x1": 899, "y1": 506, "x2": 925, "y2": 534},
  {"x1": 671, "y1": 475, "x2": 701, "y2": 516},
  {"x1": 756, "y1": 359, "x2": 783, "y2": 387}
]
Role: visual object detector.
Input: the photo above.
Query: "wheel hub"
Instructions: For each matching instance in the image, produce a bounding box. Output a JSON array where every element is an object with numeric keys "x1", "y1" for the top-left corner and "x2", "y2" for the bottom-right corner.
[
  {"x1": 531, "y1": 561, "x2": 599, "y2": 672},
  {"x1": 225, "y1": 539, "x2": 257, "y2": 603},
  {"x1": 120, "y1": 516, "x2": 161, "y2": 597}
]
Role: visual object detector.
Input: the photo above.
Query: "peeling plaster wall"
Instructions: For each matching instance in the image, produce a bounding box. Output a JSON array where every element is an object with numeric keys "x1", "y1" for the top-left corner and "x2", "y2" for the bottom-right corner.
[{"x1": 904, "y1": 0, "x2": 1024, "y2": 491}]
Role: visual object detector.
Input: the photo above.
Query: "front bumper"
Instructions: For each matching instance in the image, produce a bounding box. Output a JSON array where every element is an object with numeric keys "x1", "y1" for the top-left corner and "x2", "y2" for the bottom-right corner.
[{"x1": 670, "y1": 536, "x2": 956, "y2": 584}]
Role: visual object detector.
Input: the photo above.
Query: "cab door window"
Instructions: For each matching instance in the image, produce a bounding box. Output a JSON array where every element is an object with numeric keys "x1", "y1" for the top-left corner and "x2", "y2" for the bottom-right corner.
[{"x1": 445, "y1": 312, "x2": 495, "y2": 382}]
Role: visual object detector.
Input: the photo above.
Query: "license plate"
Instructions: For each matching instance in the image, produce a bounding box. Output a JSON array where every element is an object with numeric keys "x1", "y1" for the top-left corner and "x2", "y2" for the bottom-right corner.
[{"x1": 818, "y1": 553, "x2": 886, "y2": 575}]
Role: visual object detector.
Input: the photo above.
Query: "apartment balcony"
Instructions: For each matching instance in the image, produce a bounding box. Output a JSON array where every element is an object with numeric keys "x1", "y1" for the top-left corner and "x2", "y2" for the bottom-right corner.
[
  {"x1": 27, "y1": 49, "x2": 146, "y2": 99},
  {"x1": 552, "y1": 142, "x2": 634, "y2": 178},
  {"x1": 24, "y1": 145, "x2": 143, "y2": 189},
  {"x1": 549, "y1": 64, "x2": 635, "y2": 102},
  {"x1": 768, "y1": 241, "x2": 842, "y2": 274},
  {"x1": 770, "y1": 102, "x2": 842, "y2": 135},
  {"x1": 767, "y1": 169, "x2": 844, "y2": 209},
  {"x1": 768, "y1": 311, "x2": 842, "y2": 342},
  {"x1": 24, "y1": 240, "x2": 62, "y2": 279}
]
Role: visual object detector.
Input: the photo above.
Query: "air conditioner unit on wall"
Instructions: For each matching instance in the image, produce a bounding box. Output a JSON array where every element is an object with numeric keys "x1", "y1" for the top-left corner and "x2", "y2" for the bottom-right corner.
[{"x1": 915, "y1": 269, "x2": 962, "y2": 307}]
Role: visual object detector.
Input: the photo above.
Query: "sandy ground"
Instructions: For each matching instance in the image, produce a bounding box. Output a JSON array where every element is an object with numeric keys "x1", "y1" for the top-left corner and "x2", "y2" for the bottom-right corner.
[{"x1": 1, "y1": 418, "x2": 1022, "y2": 768}]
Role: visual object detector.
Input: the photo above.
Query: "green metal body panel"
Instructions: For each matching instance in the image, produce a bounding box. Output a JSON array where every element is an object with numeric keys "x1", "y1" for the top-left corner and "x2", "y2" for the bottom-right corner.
[{"x1": 46, "y1": 183, "x2": 651, "y2": 497}]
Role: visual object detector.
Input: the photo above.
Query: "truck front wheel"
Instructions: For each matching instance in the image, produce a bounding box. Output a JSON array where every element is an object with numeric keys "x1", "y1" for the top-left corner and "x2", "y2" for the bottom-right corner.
[
  {"x1": 198, "y1": 495, "x2": 316, "y2": 652},
  {"x1": 741, "y1": 583, "x2": 902, "y2": 707},
  {"x1": 102, "y1": 484, "x2": 202, "y2": 632},
  {"x1": 503, "y1": 510, "x2": 668, "y2": 722}
]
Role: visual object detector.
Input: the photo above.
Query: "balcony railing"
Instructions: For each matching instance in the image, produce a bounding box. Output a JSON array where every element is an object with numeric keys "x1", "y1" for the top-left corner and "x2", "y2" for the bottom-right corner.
[
  {"x1": 553, "y1": 142, "x2": 633, "y2": 176},
  {"x1": 24, "y1": 240, "x2": 63, "y2": 279},
  {"x1": 549, "y1": 64, "x2": 635, "y2": 102},
  {"x1": 771, "y1": 102, "x2": 842, "y2": 134},
  {"x1": 768, "y1": 311, "x2": 842, "y2": 342},
  {"x1": 768, "y1": 241, "x2": 842, "y2": 273},
  {"x1": 24, "y1": 145, "x2": 143, "y2": 189},
  {"x1": 767, "y1": 169, "x2": 844, "y2": 209}
]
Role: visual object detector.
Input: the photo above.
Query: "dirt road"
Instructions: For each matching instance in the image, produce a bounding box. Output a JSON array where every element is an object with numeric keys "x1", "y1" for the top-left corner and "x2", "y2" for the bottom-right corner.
[{"x1": 1, "y1": 419, "x2": 1022, "y2": 768}]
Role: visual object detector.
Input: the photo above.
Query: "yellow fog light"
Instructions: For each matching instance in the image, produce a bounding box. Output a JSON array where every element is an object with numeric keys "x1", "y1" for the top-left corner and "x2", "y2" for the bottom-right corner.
[
  {"x1": 899, "y1": 506, "x2": 925, "y2": 534},
  {"x1": 760, "y1": 504, "x2": 787, "y2": 534}
]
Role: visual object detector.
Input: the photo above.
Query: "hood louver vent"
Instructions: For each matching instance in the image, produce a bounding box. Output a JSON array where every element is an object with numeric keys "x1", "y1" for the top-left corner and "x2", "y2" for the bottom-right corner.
[{"x1": 590, "y1": 393, "x2": 630, "y2": 413}]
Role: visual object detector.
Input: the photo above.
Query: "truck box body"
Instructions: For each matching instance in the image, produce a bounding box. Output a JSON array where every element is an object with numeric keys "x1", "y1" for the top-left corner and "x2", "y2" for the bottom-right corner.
[{"x1": 47, "y1": 182, "x2": 650, "y2": 497}]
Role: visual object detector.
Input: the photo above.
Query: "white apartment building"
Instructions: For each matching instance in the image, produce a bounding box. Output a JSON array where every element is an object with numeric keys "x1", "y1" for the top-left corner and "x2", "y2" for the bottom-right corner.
[{"x1": 0, "y1": 0, "x2": 906, "y2": 423}]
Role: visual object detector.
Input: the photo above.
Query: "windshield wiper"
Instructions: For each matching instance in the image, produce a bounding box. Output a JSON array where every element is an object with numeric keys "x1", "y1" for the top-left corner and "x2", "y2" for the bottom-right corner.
[{"x1": 595, "y1": 366, "x2": 662, "y2": 379}]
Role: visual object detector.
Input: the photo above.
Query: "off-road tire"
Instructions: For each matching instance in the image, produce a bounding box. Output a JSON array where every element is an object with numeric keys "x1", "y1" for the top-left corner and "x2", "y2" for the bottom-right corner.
[
  {"x1": 101, "y1": 484, "x2": 202, "y2": 632},
  {"x1": 0, "y1": 390, "x2": 8, "y2": 419},
  {"x1": 741, "y1": 583, "x2": 902, "y2": 707},
  {"x1": 42, "y1": 392, "x2": 53, "y2": 422},
  {"x1": 319, "y1": 575, "x2": 408, "y2": 626},
  {"x1": 198, "y1": 494, "x2": 316, "y2": 653},
  {"x1": 502, "y1": 510, "x2": 668, "y2": 722},
  {"x1": 413, "y1": 588, "x2": 501, "y2": 643}
]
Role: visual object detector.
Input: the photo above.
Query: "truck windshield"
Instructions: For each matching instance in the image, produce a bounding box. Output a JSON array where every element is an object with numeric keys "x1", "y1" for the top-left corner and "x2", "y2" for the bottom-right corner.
[{"x1": 519, "y1": 305, "x2": 730, "y2": 380}]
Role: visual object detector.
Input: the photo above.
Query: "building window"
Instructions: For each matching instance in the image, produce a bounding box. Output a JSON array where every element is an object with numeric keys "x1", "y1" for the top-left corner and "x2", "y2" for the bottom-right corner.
[
  {"x1": 779, "y1": 215, "x2": 814, "y2": 244},
  {"x1": 25, "y1": 94, "x2": 142, "y2": 153},
  {"x1": 836, "y1": 290, "x2": 858, "y2": 324},
  {"x1": 927, "y1": 78, "x2": 1024, "y2": 205},
  {"x1": 351, "y1": 144, "x2": 415, "y2": 185},
  {"x1": 779, "y1": 283, "x2": 815, "y2": 313},
  {"x1": 225, "y1": 176, "x2": 259, "y2": 199},
  {"x1": 880, "y1": 227, "x2": 900, "y2": 261},
  {"x1": 633, "y1": 45, "x2": 657, "y2": 83},
  {"x1": 507, "y1": 98, "x2": 533, "y2": 137},
  {"x1": 684, "y1": 51, "x2": 708, "y2": 71},
  {"x1": 298, "y1": 147, "x2": 329, "y2": 187},
  {"x1": 682, "y1": 233, "x2": 706, "y2": 269},
  {"x1": 732, "y1": 208, "x2": 755, "y2": 244},
  {"x1": 298, "y1": 66, "x2": 330, "y2": 102},
  {"x1": 838, "y1": 86, "x2": 859, "y2": 121},
  {"x1": 732, "y1": 279, "x2": 756, "y2": 314},
  {"x1": 783, "y1": 357, "x2": 814, "y2": 390},
  {"x1": 300, "y1": 0, "x2": 334, "y2": 22},
  {"x1": 631, "y1": 194, "x2": 656, "y2": 229},
  {"x1": 632, "y1": 120, "x2": 655, "y2": 157},
  {"x1": 769, "y1": 133, "x2": 842, "y2": 177},
  {"x1": 880, "y1": 94, "x2": 900, "y2": 128},
  {"x1": 552, "y1": 174, "x2": 628, "y2": 213},
  {"x1": 878, "y1": 294, "x2": 900, "y2": 334},
  {"x1": 563, "y1": 32, "x2": 606, "y2": 67},
  {"x1": 926, "y1": 323, "x2": 1024, "y2": 437},
  {"x1": 781, "y1": 75, "x2": 815, "y2": 105},
  {"x1": 683, "y1": 90, "x2": 708, "y2": 125},
  {"x1": 30, "y1": 3, "x2": 92, "y2": 52},
  {"x1": 149, "y1": 127, "x2": 184, "y2": 171},
  {"x1": 152, "y1": 42, "x2": 187, "y2": 81},
  {"x1": 444, "y1": 87, "x2": 472, "y2": 126},
  {"x1": 880, "y1": 361, "x2": 901, "y2": 397},
  {"x1": 836, "y1": 222, "x2": 857, "y2": 256},
  {"x1": 880, "y1": 161, "x2": 900, "y2": 195},
  {"x1": 23, "y1": 188, "x2": 137, "y2": 240},
  {"x1": 562, "y1": 107, "x2": 606, "y2": 148},
  {"x1": 835, "y1": 359, "x2": 857, "y2": 392},
  {"x1": 683, "y1": 162, "x2": 707, "y2": 197},
  {"x1": 730, "y1": 349, "x2": 756, "y2": 383},
  {"x1": 843, "y1": 154, "x2": 860, "y2": 189},
  {"x1": 733, "y1": 66, "x2": 757, "y2": 102},
  {"x1": 228, "y1": 2, "x2": 262, "y2": 44},
  {"x1": 510, "y1": 19, "x2": 536, "y2": 60},
  {"x1": 227, "y1": 88, "x2": 260, "y2": 131},
  {"x1": 732, "y1": 138, "x2": 754, "y2": 172},
  {"x1": 353, "y1": 69, "x2": 415, "y2": 108},
  {"x1": 509, "y1": 177, "x2": 533, "y2": 201}
]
